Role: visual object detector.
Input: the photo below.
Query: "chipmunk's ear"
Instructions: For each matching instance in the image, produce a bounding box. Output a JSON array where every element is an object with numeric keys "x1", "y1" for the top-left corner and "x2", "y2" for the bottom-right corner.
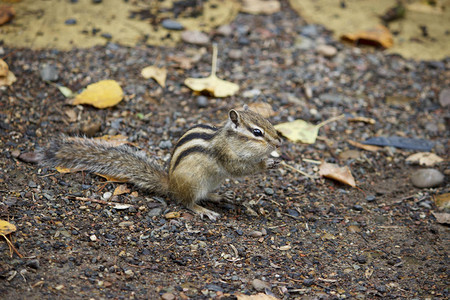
[{"x1": 229, "y1": 109, "x2": 240, "y2": 126}]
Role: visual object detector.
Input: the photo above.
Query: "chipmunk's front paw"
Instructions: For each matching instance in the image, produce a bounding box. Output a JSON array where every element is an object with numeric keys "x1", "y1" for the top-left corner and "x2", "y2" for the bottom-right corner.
[
  {"x1": 188, "y1": 203, "x2": 220, "y2": 221},
  {"x1": 265, "y1": 158, "x2": 280, "y2": 169}
]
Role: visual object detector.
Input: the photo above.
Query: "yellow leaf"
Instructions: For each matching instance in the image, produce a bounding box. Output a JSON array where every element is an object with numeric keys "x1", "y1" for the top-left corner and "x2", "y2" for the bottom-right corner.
[
  {"x1": 275, "y1": 115, "x2": 345, "y2": 144},
  {"x1": 341, "y1": 25, "x2": 393, "y2": 49},
  {"x1": 184, "y1": 44, "x2": 239, "y2": 97},
  {"x1": 319, "y1": 162, "x2": 356, "y2": 187},
  {"x1": 405, "y1": 152, "x2": 444, "y2": 167},
  {"x1": 73, "y1": 80, "x2": 123, "y2": 108},
  {"x1": 141, "y1": 66, "x2": 167, "y2": 88},
  {"x1": 275, "y1": 119, "x2": 318, "y2": 144},
  {"x1": 0, "y1": 219, "x2": 16, "y2": 235}
]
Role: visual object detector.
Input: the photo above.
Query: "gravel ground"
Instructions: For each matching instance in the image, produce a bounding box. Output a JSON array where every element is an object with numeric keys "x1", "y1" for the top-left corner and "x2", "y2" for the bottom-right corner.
[{"x1": 1, "y1": 1, "x2": 449, "y2": 299}]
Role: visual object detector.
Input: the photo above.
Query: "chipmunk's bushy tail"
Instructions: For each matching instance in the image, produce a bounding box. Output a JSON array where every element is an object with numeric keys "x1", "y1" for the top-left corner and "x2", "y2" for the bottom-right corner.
[{"x1": 37, "y1": 136, "x2": 169, "y2": 196}]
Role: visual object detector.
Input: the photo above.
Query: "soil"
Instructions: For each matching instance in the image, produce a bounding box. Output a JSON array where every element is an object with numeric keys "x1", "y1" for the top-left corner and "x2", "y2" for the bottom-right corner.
[{"x1": 0, "y1": 1, "x2": 449, "y2": 299}]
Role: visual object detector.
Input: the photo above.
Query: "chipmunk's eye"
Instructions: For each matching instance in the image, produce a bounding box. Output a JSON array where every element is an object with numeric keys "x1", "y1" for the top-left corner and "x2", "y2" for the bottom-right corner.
[{"x1": 252, "y1": 128, "x2": 264, "y2": 137}]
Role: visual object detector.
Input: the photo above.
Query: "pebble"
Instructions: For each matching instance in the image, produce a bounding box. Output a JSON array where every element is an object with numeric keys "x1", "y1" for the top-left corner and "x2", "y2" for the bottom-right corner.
[
  {"x1": 101, "y1": 33, "x2": 112, "y2": 39},
  {"x1": 303, "y1": 278, "x2": 314, "y2": 287},
  {"x1": 196, "y1": 96, "x2": 208, "y2": 108},
  {"x1": 286, "y1": 209, "x2": 299, "y2": 217},
  {"x1": 147, "y1": 207, "x2": 162, "y2": 217},
  {"x1": 248, "y1": 230, "x2": 263, "y2": 238},
  {"x1": 317, "y1": 44, "x2": 337, "y2": 57},
  {"x1": 216, "y1": 24, "x2": 232, "y2": 36},
  {"x1": 181, "y1": 30, "x2": 210, "y2": 45},
  {"x1": 39, "y1": 64, "x2": 59, "y2": 81},
  {"x1": 264, "y1": 187, "x2": 274, "y2": 195},
  {"x1": 161, "y1": 293, "x2": 175, "y2": 300},
  {"x1": 159, "y1": 140, "x2": 172, "y2": 150},
  {"x1": 205, "y1": 284, "x2": 223, "y2": 292},
  {"x1": 354, "y1": 255, "x2": 368, "y2": 264},
  {"x1": 90, "y1": 235, "x2": 97, "y2": 242},
  {"x1": 411, "y1": 168, "x2": 444, "y2": 188},
  {"x1": 65, "y1": 19, "x2": 77, "y2": 25},
  {"x1": 365, "y1": 195, "x2": 376, "y2": 202},
  {"x1": 28, "y1": 181, "x2": 37, "y2": 188},
  {"x1": 439, "y1": 88, "x2": 450, "y2": 107},
  {"x1": 252, "y1": 279, "x2": 271, "y2": 291},
  {"x1": 352, "y1": 204, "x2": 364, "y2": 211},
  {"x1": 162, "y1": 19, "x2": 184, "y2": 30},
  {"x1": 228, "y1": 49, "x2": 242, "y2": 59},
  {"x1": 26, "y1": 259, "x2": 40, "y2": 269},
  {"x1": 102, "y1": 192, "x2": 112, "y2": 200}
]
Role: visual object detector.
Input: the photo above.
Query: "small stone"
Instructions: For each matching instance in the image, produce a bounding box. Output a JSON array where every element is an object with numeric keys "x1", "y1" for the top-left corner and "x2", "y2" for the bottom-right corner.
[
  {"x1": 216, "y1": 24, "x2": 232, "y2": 36},
  {"x1": 102, "y1": 192, "x2": 112, "y2": 200},
  {"x1": 228, "y1": 49, "x2": 242, "y2": 59},
  {"x1": 301, "y1": 24, "x2": 319, "y2": 37},
  {"x1": 148, "y1": 207, "x2": 162, "y2": 217},
  {"x1": 317, "y1": 44, "x2": 337, "y2": 57},
  {"x1": 158, "y1": 140, "x2": 172, "y2": 150},
  {"x1": 181, "y1": 30, "x2": 210, "y2": 45},
  {"x1": 365, "y1": 195, "x2": 376, "y2": 202},
  {"x1": 90, "y1": 235, "x2": 97, "y2": 242},
  {"x1": 354, "y1": 255, "x2": 368, "y2": 264},
  {"x1": 352, "y1": 204, "x2": 364, "y2": 211},
  {"x1": 439, "y1": 88, "x2": 450, "y2": 107},
  {"x1": 161, "y1": 19, "x2": 184, "y2": 30},
  {"x1": 375, "y1": 284, "x2": 387, "y2": 293},
  {"x1": 26, "y1": 259, "x2": 40, "y2": 269},
  {"x1": 252, "y1": 279, "x2": 270, "y2": 291},
  {"x1": 10, "y1": 149, "x2": 21, "y2": 158},
  {"x1": 248, "y1": 230, "x2": 263, "y2": 238},
  {"x1": 196, "y1": 96, "x2": 208, "y2": 108},
  {"x1": 286, "y1": 209, "x2": 299, "y2": 217},
  {"x1": 65, "y1": 19, "x2": 77, "y2": 25},
  {"x1": 124, "y1": 269, "x2": 133, "y2": 276},
  {"x1": 28, "y1": 181, "x2": 37, "y2": 188},
  {"x1": 205, "y1": 284, "x2": 223, "y2": 292},
  {"x1": 264, "y1": 187, "x2": 274, "y2": 195},
  {"x1": 303, "y1": 278, "x2": 314, "y2": 287},
  {"x1": 411, "y1": 169, "x2": 444, "y2": 188},
  {"x1": 161, "y1": 292, "x2": 175, "y2": 300},
  {"x1": 39, "y1": 64, "x2": 59, "y2": 81}
]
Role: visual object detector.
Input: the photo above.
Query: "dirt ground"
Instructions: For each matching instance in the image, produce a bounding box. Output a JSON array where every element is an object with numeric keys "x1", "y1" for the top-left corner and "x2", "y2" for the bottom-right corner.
[{"x1": 0, "y1": 1, "x2": 449, "y2": 299}]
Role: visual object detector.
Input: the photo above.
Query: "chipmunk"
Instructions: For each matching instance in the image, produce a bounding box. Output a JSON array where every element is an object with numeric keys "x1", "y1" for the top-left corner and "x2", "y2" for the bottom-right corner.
[{"x1": 36, "y1": 106, "x2": 281, "y2": 220}]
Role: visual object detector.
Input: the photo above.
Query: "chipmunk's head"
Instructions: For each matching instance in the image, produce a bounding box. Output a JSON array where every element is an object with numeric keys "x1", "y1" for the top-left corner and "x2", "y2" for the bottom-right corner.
[{"x1": 225, "y1": 105, "x2": 281, "y2": 158}]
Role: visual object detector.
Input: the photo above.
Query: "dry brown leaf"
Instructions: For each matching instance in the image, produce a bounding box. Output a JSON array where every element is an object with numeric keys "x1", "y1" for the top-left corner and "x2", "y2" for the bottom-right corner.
[
  {"x1": 0, "y1": 5, "x2": 15, "y2": 26},
  {"x1": 405, "y1": 152, "x2": 444, "y2": 167},
  {"x1": 319, "y1": 162, "x2": 356, "y2": 187},
  {"x1": 0, "y1": 59, "x2": 16, "y2": 87},
  {"x1": 241, "y1": 0, "x2": 281, "y2": 15},
  {"x1": 184, "y1": 44, "x2": 239, "y2": 97},
  {"x1": 165, "y1": 212, "x2": 181, "y2": 219},
  {"x1": 0, "y1": 219, "x2": 16, "y2": 235},
  {"x1": 113, "y1": 184, "x2": 131, "y2": 196},
  {"x1": 236, "y1": 293, "x2": 279, "y2": 300},
  {"x1": 73, "y1": 80, "x2": 123, "y2": 108},
  {"x1": 141, "y1": 66, "x2": 167, "y2": 88},
  {"x1": 341, "y1": 24, "x2": 393, "y2": 48},
  {"x1": 348, "y1": 140, "x2": 382, "y2": 152},
  {"x1": 247, "y1": 102, "x2": 276, "y2": 118},
  {"x1": 435, "y1": 193, "x2": 450, "y2": 211},
  {"x1": 432, "y1": 212, "x2": 450, "y2": 224}
]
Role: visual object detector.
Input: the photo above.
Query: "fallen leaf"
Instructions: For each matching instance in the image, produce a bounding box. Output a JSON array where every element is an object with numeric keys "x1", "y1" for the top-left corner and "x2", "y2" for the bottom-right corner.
[
  {"x1": 247, "y1": 102, "x2": 276, "y2": 118},
  {"x1": 0, "y1": 219, "x2": 16, "y2": 235},
  {"x1": 165, "y1": 212, "x2": 181, "y2": 219},
  {"x1": 348, "y1": 140, "x2": 382, "y2": 152},
  {"x1": 0, "y1": 5, "x2": 15, "y2": 26},
  {"x1": 113, "y1": 184, "x2": 130, "y2": 196},
  {"x1": 319, "y1": 162, "x2": 356, "y2": 187},
  {"x1": 0, "y1": 59, "x2": 16, "y2": 86},
  {"x1": 72, "y1": 80, "x2": 123, "y2": 108},
  {"x1": 275, "y1": 115, "x2": 345, "y2": 144},
  {"x1": 432, "y1": 212, "x2": 450, "y2": 224},
  {"x1": 435, "y1": 193, "x2": 450, "y2": 212},
  {"x1": 236, "y1": 293, "x2": 279, "y2": 300},
  {"x1": 184, "y1": 44, "x2": 239, "y2": 97},
  {"x1": 56, "y1": 85, "x2": 74, "y2": 98},
  {"x1": 141, "y1": 66, "x2": 167, "y2": 88},
  {"x1": 241, "y1": 0, "x2": 281, "y2": 15},
  {"x1": 405, "y1": 152, "x2": 443, "y2": 167},
  {"x1": 341, "y1": 24, "x2": 393, "y2": 48}
]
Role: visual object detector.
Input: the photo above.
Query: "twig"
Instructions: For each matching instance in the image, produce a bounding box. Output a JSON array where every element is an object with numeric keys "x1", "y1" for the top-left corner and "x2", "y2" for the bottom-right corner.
[
  {"x1": 280, "y1": 161, "x2": 315, "y2": 179},
  {"x1": 1, "y1": 234, "x2": 23, "y2": 258},
  {"x1": 67, "y1": 196, "x2": 134, "y2": 209},
  {"x1": 316, "y1": 114, "x2": 346, "y2": 128}
]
